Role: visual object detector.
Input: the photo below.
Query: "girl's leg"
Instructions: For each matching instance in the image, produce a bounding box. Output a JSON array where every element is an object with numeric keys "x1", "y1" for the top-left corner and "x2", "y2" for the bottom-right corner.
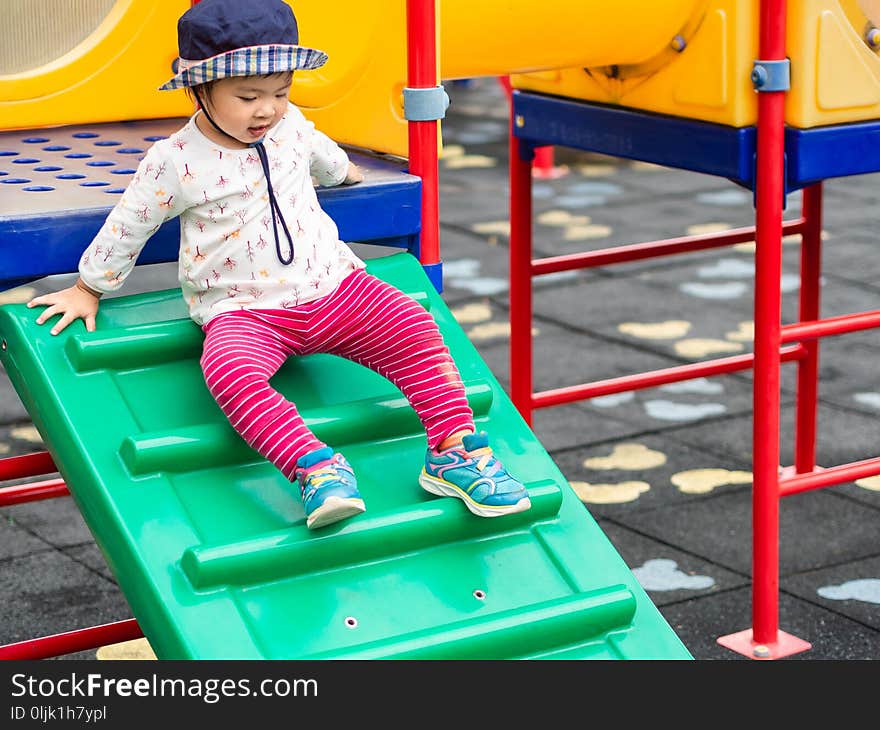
[
  {"x1": 200, "y1": 311, "x2": 325, "y2": 481},
  {"x1": 306, "y1": 271, "x2": 475, "y2": 450},
  {"x1": 308, "y1": 271, "x2": 528, "y2": 517}
]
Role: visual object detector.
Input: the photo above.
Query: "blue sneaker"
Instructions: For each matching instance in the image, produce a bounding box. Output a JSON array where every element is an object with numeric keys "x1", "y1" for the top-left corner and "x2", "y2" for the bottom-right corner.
[
  {"x1": 419, "y1": 432, "x2": 531, "y2": 517},
  {"x1": 294, "y1": 447, "x2": 365, "y2": 529}
]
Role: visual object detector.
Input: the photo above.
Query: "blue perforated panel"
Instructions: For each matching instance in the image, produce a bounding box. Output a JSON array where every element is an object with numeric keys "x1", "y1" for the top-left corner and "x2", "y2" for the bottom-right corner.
[{"x1": 0, "y1": 120, "x2": 421, "y2": 289}]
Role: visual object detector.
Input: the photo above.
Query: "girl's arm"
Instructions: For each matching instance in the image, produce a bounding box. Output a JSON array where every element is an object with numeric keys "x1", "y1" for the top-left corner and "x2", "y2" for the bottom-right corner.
[
  {"x1": 299, "y1": 105, "x2": 357, "y2": 187},
  {"x1": 28, "y1": 143, "x2": 186, "y2": 335}
]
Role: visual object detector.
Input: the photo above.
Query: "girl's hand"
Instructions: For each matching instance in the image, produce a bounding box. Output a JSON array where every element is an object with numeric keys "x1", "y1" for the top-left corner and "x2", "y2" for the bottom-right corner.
[
  {"x1": 27, "y1": 279, "x2": 101, "y2": 336},
  {"x1": 344, "y1": 162, "x2": 364, "y2": 185}
]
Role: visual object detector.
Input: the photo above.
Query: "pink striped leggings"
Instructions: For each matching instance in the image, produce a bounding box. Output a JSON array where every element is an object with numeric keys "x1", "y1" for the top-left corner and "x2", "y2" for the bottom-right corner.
[{"x1": 200, "y1": 269, "x2": 475, "y2": 482}]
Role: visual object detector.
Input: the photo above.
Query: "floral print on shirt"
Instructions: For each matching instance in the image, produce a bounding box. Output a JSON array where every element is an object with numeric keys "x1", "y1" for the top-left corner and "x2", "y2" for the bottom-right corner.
[{"x1": 78, "y1": 103, "x2": 364, "y2": 325}]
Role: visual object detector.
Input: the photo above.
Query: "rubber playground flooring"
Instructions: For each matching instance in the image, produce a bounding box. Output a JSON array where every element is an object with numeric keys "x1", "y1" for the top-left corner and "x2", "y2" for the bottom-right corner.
[{"x1": 1, "y1": 78, "x2": 879, "y2": 660}]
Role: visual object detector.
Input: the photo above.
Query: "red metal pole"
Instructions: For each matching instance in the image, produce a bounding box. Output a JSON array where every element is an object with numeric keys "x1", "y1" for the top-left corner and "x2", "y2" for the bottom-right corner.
[
  {"x1": 0, "y1": 451, "x2": 56, "y2": 480},
  {"x1": 718, "y1": 0, "x2": 810, "y2": 659},
  {"x1": 0, "y1": 478, "x2": 69, "y2": 506},
  {"x1": 780, "y1": 455, "x2": 880, "y2": 496},
  {"x1": 509, "y1": 108, "x2": 535, "y2": 425},
  {"x1": 407, "y1": 0, "x2": 440, "y2": 276},
  {"x1": 498, "y1": 77, "x2": 562, "y2": 180},
  {"x1": 531, "y1": 219, "x2": 806, "y2": 275},
  {"x1": 533, "y1": 145, "x2": 565, "y2": 180},
  {"x1": 0, "y1": 452, "x2": 68, "y2": 505},
  {"x1": 0, "y1": 619, "x2": 142, "y2": 660},
  {"x1": 781, "y1": 309, "x2": 880, "y2": 341},
  {"x1": 793, "y1": 184, "x2": 823, "y2": 473},
  {"x1": 532, "y1": 345, "x2": 804, "y2": 408},
  {"x1": 750, "y1": 0, "x2": 786, "y2": 649}
]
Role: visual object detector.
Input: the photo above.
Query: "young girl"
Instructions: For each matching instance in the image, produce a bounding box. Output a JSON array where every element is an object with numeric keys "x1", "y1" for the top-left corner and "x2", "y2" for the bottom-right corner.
[{"x1": 27, "y1": 0, "x2": 530, "y2": 529}]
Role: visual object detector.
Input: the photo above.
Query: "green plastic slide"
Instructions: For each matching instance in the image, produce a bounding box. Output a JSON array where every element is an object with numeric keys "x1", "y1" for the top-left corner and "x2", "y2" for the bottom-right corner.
[{"x1": 0, "y1": 253, "x2": 691, "y2": 659}]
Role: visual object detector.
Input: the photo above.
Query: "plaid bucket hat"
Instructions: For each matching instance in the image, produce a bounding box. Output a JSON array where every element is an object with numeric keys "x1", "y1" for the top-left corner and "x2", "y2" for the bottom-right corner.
[{"x1": 159, "y1": 0, "x2": 328, "y2": 91}]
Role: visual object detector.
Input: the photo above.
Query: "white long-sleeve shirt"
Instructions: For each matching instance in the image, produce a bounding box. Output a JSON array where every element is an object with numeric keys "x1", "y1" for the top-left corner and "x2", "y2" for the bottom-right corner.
[{"x1": 79, "y1": 103, "x2": 365, "y2": 325}]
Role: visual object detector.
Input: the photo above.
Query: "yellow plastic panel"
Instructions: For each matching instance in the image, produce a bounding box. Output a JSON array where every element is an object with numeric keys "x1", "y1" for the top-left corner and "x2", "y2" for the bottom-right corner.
[
  {"x1": 438, "y1": 0, "x2": 706, "y2": 78},
  {"x1": 512, "y1": 0, "x2": 880, "y2": 130},
  {"x1": 0, "y1": 0, "x2": 192, "y2": 131},
  {"x1": 263, "y1": 0, "x2": 880, "y2": 140},
  {"x1": 511, "y1": 0, "x2": 760, "y2": 128},
  {"x1": 787, "y1": 0, "x2": 880, "y2": 127},
  {"x1": 294, "y1": 0, "x2": 706, "y2": 158},
  {"x1": 843, "y1": 0, "x2": 878, "y2": 27},
  {"x1": 290, "y1": 1, "x2": 411, "y2": 158},
  {"x1": 11, "y1": 1, "x2": 880, "y2": 154}
]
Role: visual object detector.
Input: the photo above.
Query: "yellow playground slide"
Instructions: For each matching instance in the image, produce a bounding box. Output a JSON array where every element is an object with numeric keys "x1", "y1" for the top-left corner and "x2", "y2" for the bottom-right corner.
[{"x1": 4, "y1": 1, "x2": 880, "y2": 156}]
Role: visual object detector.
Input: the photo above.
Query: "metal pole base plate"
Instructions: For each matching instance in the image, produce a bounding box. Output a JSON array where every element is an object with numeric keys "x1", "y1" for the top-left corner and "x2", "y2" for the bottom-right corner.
[{"x1": 717, "y1": 628, "x2": 812, "y2": 660}]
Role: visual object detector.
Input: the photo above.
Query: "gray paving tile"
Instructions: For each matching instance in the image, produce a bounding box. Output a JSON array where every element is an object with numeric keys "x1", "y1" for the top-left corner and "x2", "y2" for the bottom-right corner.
[
  {"x1": 0, "y1": 422, "x2": 45, "y2": 462},
  {"x1": 552, "y1": 433, "x2": 753, "y2": 520},
  {"x1": 781, "y1": 554, "x2": 880, "y2": 632},
  {"x1": 0, "y1": 511, "x2": 52, "y2": 560},
  {"x1": 65, "y1": 543, "x2": 117, "y2": 584},
  {"x1": 598, "y1": 520, "x2": 750, "y2": 605},
  {"x1": 434, "y1": 227, "x2": 519, "y2": 303},
  {"x1": 529, "y1": 402, "x2": 649, "y2": 453},
  {"x1": 662, "y1": 406, "x2": 880, "y2": 495},
  {"x1": 661, "y1": 587, "x2": 880, "y2": 660},
  {"x1": 818, "y1": 229, "x2": 880, "y2": 283},
  {"x1": 0, "y1": 550, "x2": 131, "y2": 651},
  {"x1": 439, "y1": 176, "x2": 511, "y2": 227},
  {"x1": 610, "y1": 165, "x2": 736, "y2": 198},
  {"x1": 575, "y1": 372, "x2": 758, "y2": 432},
  {"x1": 615, "y1": 488, "x2": 879, "y2": 575},
  {"x1": 0, "y1": 371, "x2": 29, "y2": 425},
  {"x1": 525, "y1": 272, "x2": 758, "y2": 347},
  {"x1": 3, "y1": 494, "x2": 96, "y2": 548}
]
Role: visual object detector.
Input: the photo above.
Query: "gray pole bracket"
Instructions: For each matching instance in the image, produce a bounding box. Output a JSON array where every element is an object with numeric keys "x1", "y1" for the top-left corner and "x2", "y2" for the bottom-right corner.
[
  {"x1": 403, "y1": 85, "x2": 450, "y2": 121},
  {"x1": 751, "y1": 59, "x2": 790, "y2": 92}
]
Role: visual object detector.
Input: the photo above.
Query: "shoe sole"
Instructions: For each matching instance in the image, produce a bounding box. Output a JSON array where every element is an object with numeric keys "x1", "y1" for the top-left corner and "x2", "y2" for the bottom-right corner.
[
  {"x1": 306, "y1": 496, "x2": 366, "y2": 529},
  {"x1": 418, "y1": 473, "x2": 531, "y2": 518}
]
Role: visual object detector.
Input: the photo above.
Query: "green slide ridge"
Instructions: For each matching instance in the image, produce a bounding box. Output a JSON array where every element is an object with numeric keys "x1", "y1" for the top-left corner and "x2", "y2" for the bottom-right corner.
[{"x1": 0, "y1": 253, "x2": 691, "y2": 659}]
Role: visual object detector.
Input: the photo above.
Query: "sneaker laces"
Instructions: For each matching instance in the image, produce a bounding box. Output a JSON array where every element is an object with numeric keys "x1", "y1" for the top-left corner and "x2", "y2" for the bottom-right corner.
[
  {"x1": 303, "y1": 465, "x2": 339, "y2": 488},
  {"x1": 465, "y1": 446, "x2": 501, "y2": 477},
  {"x1": 296, "y1": 457, "x2": 345, "y2": 493}
]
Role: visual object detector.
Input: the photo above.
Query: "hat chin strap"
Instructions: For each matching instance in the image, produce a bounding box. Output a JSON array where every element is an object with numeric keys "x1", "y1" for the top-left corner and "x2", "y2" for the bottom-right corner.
[
  {"x1": 193, "y1": 90, "x2": 240, "y2": 147},
  {"x1": 195, "y1": 90, "x2": 295, "y2": 266}
]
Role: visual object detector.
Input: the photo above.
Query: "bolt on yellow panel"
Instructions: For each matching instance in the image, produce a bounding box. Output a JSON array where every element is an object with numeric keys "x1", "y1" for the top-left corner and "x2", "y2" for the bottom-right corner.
[
  {"x1": 510, "y1": 0, "x2": 759, "y2": 127},
  {"x1": 511, "y1": 0, "x2": 880, "y2": 130}
]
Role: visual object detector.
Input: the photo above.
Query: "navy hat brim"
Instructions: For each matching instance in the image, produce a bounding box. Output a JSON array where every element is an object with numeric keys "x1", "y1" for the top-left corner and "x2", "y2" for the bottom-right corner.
[{"x1": 159, "y1": 44, "x2": 327, "y2": 91}]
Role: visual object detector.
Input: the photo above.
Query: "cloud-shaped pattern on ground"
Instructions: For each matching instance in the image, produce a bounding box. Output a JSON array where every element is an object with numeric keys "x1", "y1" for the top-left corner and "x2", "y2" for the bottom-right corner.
[
  {"x1": 631, "y1": 559, "x2": 715, "y2": 592},
  {"x1": 817, "y1": 579, "x2": 880, "y2": 604}
]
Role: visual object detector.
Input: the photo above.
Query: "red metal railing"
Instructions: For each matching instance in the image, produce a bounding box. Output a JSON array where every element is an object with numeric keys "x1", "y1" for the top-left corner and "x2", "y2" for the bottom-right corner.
[
  {"x1": 498, "y1": 76, "x2": 561, "y2": 179},
  {"x1": 508, "y1": 0, "x2": 880, "y2": 659},
  {"x1": 717, "y1": 0, "x2": 809, "y2": 660},
  {"x1": 0, "y1": 454, "x2": 145, "y2": 659},
  {"x1": 0, "y1": 452, "x2": 68, "y2": 504},
  {"x1": 408, "y1": 0, "x2": 440, "y2": 270},
  {"x1": 0, "y1": 619, "x2": 143, "y2": 661}
]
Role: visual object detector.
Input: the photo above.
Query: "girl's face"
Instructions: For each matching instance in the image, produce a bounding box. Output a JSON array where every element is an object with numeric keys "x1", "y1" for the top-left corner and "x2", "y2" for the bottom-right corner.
[{"x1": 197, "y1": 74, "x2": 292, "y2": 148}]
